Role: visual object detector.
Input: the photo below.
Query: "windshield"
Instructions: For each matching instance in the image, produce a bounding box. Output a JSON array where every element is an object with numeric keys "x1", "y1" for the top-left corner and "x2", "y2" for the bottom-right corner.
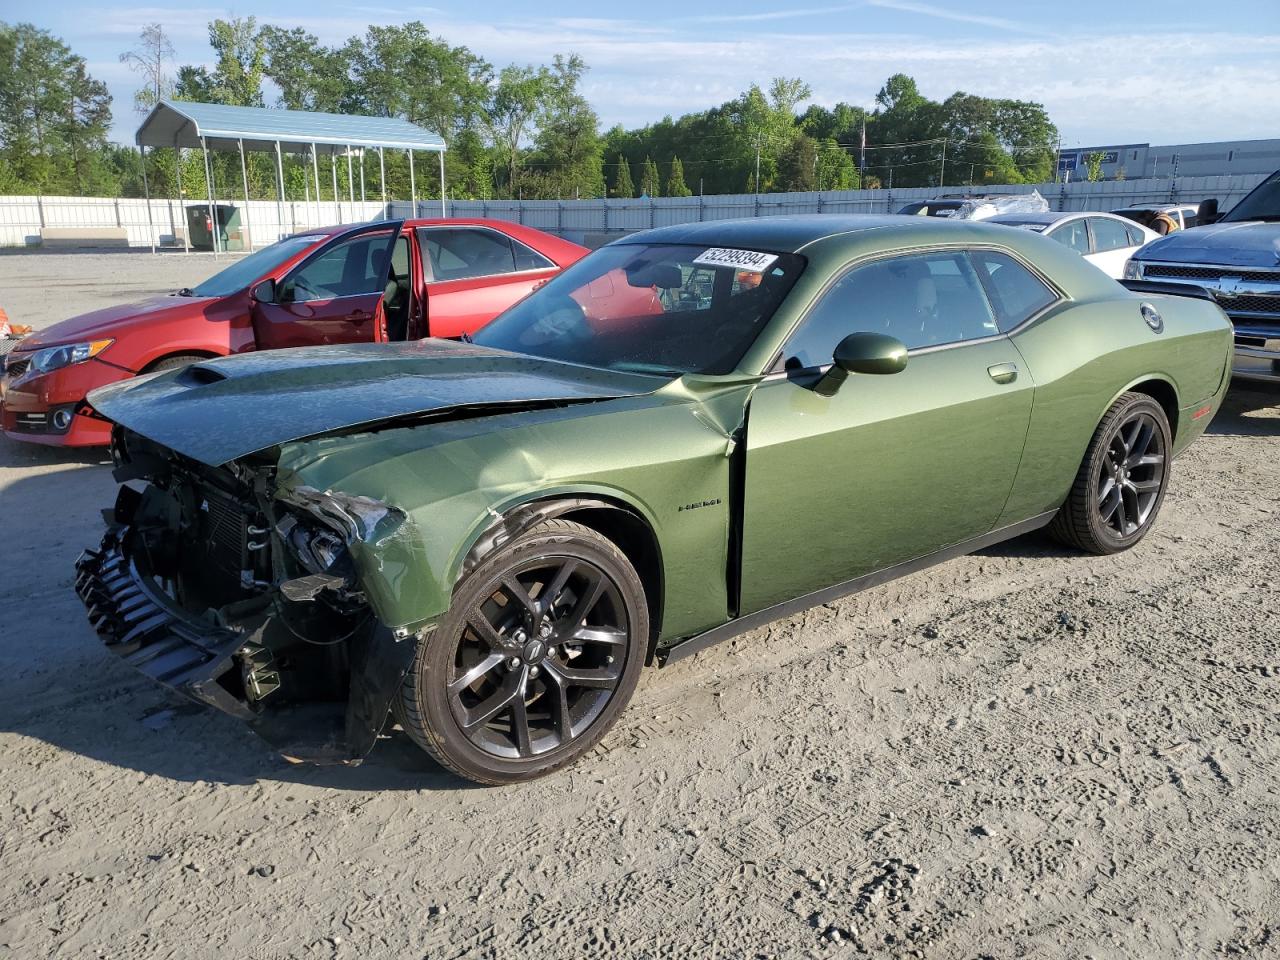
[
  {"x1": 1224, "y1": 170, "x2": 1280, "y2": 223},
  {"x1": 190, "y1": 235, "x2": 323, "y2": 297},
  {"x1": 472, "y1": 242, "x2": 804, "y2": 376}
]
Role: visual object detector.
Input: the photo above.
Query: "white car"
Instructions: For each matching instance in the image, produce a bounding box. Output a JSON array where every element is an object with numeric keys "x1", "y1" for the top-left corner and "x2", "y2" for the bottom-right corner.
[{"x1": 986, "y1": 211, "x2": 1160, "y2": 279}]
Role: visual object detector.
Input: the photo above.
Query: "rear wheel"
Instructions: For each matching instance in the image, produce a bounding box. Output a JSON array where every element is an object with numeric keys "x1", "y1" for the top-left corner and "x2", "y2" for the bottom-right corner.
[
  {"x1": 396, "y1": 519, "x2": 647, "y2": 784},
  {"x1": 1050, "y1": 392, "x2": 1172, "y2": 554}
]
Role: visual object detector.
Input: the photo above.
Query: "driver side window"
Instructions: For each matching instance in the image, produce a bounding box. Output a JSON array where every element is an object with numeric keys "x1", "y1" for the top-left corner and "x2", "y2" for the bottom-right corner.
[
  {"x1": 281, "y1": 233, "x2": 391, "y2": 303},
  {"x1": 780, "y1": 250, "x2": 997, "y2": 369}
]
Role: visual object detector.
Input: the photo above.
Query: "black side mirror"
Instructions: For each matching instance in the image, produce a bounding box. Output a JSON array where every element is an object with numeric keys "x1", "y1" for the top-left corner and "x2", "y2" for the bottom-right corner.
[
  {"x1": 249, "y1": 278, "x2": 277, "y2": 304},
  {"x1": 815, "y1": 332, "x2": 909, "y2": 396},
  {"x1": 1197, "y1": 198, "x2": 1219, "y2": 225}
]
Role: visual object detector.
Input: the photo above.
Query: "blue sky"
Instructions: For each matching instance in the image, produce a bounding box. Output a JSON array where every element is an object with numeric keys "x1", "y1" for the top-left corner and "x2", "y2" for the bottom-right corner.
[{"x1": 23, "y1": 0, "x2": 1280, "y2": 147}]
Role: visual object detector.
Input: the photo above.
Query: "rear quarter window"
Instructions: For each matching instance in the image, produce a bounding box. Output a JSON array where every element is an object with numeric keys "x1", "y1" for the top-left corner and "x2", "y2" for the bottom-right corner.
[{"x1": 971, "y1": 250, "x2": 1058, "y2": 332}]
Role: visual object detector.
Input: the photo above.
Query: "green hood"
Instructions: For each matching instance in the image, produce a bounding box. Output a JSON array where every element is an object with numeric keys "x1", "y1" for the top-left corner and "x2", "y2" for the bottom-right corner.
[{"x1": 87, "y1": 339, "x2": 664, "y2": 466}]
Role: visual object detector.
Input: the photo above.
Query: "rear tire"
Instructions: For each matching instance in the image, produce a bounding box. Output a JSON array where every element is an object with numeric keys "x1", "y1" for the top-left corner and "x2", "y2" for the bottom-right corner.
[
  {"x1": 1050, "y1": 392, "x2": 1172, "y2": 555},
  {"x1": 396, "y1": 518, "x2": 647, "y2": 785}
]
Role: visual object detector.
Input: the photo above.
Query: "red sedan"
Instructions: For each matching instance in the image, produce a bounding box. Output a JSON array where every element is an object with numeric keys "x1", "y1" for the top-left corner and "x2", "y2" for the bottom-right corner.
[{"x1": 1, "y1": 218, "x2": 588, "y2": 447}]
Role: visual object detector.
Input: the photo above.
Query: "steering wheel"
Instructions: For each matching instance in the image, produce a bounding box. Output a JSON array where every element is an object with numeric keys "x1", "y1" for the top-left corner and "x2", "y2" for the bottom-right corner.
[
  {"x1": 288, "y1": 275, "x2": 323, "y2": 302},
  {"x1": 517, "y1": 296, "x2": 591, "y2": 348}
]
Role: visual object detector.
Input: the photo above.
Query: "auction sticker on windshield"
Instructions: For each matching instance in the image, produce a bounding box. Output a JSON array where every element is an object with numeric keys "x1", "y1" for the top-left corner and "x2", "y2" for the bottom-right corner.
[{"x1": 693, "y1": 248, "x2": 780, "y2": 273}]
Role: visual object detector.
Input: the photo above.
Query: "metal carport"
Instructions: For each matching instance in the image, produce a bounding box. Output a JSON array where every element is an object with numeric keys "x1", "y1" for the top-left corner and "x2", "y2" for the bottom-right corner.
[{"x1": 135, "y1": 99, "x2": 447, "y2": 253}]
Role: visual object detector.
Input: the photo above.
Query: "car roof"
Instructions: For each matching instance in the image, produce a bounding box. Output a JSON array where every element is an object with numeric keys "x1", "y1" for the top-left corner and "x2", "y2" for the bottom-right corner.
[
  {"x1": 986, "y1": 211, "x2": 1072, "y2": 225},
  {"x1": 1114, "y1": 203, "x2": 1197, "y2": 212},
  {"x1": 613, "y1": 214, "x2": 1023, "y2": 254}
]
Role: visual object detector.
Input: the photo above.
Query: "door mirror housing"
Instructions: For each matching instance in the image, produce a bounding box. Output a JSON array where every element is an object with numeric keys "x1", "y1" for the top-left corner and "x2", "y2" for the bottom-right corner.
[
  {"x1": 1197, "y1": 198, "x2": 1220, "y2": 225},
  {"x1": 249, "y1": 278, "x2": 277, "y2": 304},
  {"x1": 815, "y1": 332, "x2": 909, "y2": 396}
]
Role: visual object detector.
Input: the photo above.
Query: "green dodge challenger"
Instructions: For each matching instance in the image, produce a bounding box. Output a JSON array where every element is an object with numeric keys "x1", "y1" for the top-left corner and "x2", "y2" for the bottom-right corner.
[{"x1": 76, "y1": 216, "x2": 1232, "y2": 784}]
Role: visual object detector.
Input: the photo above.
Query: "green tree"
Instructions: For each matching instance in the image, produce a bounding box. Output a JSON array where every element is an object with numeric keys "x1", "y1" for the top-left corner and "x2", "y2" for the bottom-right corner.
[
  {"x1": 611, "y1": 154, "x2": 634, "y2": 198},
  {"x1": 261, "y1": 26, "x2": 354, "y2": 113},
  {"x1": 1085, "y1": 151, "x2": 1105, "y2": 182},
  {"x1": 816, "y1": 138, "x2": 858, "y2": 190},
  {"x1": 638, "y1": 156, "x2": 660, "y2": 197},
  {"x1": 777, "y1": 134, "x2": 817, "y2": 192},
  {"x1": 532, "y1": 54, "x2": 604, "y2": 198},
  {"x1": 485, "y1": 64, "x2": 552, "y2": 197},
  {"x1": 0, "y1": 22, "x2": 113, "y2": 194},
  {"x1": 665, "y1": 155, "x2": 691, "y2": 197}
]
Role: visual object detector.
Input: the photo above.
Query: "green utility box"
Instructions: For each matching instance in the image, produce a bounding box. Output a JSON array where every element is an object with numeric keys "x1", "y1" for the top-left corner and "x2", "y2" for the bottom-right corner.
[{"x1": 184, "y1": 204, "x2": 245, "y2": 252}]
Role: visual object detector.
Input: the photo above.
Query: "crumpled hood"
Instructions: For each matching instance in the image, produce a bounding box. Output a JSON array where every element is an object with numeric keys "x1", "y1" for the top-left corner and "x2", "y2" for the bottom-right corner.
[
  {"x1": 88, "y1": 339, "x2": 664, "y2": 466},
  {"x1": 18, "y1": 295, "x2": 213, "y2": 350},
  {"x1": 1134, "y1": 220, "x2": 1280, "y2": 268}
]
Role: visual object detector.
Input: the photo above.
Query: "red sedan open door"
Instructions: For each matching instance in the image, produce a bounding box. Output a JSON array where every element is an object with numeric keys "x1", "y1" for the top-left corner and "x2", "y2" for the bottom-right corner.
[{"x1": 252, "y1": 221, "x2": 403, "y2": 350}]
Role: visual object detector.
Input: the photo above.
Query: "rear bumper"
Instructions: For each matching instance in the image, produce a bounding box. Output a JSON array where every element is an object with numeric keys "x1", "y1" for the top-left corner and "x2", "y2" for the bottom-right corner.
[
  {"x1": 1232, "y1": 340, "x2": 1280, "y2": 384},
  {"x1": 75, "y1": 525, "x2": 420, "y2": 764}
]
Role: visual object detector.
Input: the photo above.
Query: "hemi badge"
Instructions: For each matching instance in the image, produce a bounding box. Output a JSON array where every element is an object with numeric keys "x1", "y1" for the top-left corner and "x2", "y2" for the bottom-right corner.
[{"x1": 1192, "y1": 405, "x2": 1213, "y2": 421}]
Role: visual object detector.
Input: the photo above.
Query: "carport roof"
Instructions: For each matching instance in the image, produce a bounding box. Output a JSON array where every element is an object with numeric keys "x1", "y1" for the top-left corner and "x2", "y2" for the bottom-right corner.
[{"x1": 136, "y1": 99, "x2": 446, "y2": 155}]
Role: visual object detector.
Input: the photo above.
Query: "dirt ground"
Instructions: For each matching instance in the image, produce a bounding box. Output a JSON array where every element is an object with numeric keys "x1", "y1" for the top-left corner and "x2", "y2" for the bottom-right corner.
[{"x1": 2, "y1": 252, "x2": 1279, "y2": 959}]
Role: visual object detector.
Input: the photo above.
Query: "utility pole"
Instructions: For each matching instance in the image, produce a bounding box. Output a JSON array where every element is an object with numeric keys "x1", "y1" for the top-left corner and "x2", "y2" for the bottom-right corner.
[
  {"x1": 859, "y1": 120, "x2": 866, "y2": 182},
  {"x1": 938, "y1": 139, "x2": 946, "y2": 188},
  {"x1": 754, "y1": 136, "x2": 761, "y2": 195}
]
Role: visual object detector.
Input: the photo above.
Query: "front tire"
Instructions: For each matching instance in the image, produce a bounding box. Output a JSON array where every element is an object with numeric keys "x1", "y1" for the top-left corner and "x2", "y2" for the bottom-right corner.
[
  {"x1": 396, "y1": 519, "x2": 647, "y2": 785},
  {"x1": 1050, "y1": 392, "x2": 1172, "y2": 554}
]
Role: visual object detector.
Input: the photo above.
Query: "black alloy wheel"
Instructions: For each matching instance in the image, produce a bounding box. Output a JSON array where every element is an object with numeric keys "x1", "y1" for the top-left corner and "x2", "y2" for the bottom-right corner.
[
  {"x1": 447, "y1": 554, "x2": 629, "y2": 759},
  {"x1": 1050, "y1": 392, "x2": 1173, "y2": 555},
  {"x1": 1094, "y1": 409, "x2": 1166, "y2": 537},
  {"x1": 396, "y1": 518, "x2": 647, "y2": 784}
]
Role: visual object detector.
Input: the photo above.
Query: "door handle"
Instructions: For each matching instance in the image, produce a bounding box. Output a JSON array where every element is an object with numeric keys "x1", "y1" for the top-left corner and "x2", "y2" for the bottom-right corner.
[
  {"x1": 987, "y1": 362, "x2": 1018, "y2": 385},
  {"x1": 347, "y1": 309, "x2": 369, "y2": 323}
]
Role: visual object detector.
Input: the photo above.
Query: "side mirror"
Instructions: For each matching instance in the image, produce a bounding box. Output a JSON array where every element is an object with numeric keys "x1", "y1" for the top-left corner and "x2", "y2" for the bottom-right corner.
[
  {"x1": 1197, "y1": 198, "x2": 1219, "y2": 225},
  {"x1": 249, "y1": 278, "x2": 277, "y2": 304},
  {"x1": 815, "y1": 332, "x2": 908, "y2": 397}
]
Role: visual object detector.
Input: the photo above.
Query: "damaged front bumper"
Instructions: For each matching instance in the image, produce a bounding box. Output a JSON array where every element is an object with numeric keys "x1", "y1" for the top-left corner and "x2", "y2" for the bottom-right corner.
[{"x1": 75, "y1": 525, "x2": 421, "y2": 763}]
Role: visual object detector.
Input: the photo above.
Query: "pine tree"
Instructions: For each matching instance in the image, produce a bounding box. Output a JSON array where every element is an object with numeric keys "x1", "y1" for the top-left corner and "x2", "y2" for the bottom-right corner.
[
  {"x1": 666, "y1": 155, "x2": 692, "y2": 197},
  {"x1": 638, "y1": 156, "x2": 660, "y2": 197},
  {"x1": 612, "y1": 154, "x2": 634, "y2": 198}
]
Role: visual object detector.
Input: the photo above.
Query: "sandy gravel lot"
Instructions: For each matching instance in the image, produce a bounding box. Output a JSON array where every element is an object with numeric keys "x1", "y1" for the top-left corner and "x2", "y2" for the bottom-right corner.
[{"x1": 1, "y1": 253, "x2": 1279, "y2": 959}]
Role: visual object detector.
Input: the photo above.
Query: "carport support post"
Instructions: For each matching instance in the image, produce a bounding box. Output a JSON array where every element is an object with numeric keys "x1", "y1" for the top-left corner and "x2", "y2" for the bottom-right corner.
[
  {"x1": 174, "y1": 142, "x2": 189, "y2": 254},
  {"x1": 439, "y1": 149, "x2": 446, "y2": 217},
  {"x1": 139, "y1": 145, "x2": 156, "y2": 255},
  {"x1": 238, "y1": 139, "x2": 252, "y2": 250},
  {"x1": 408, "y1": 149, "x2": 417, "y2": 218},
  {"x1": 311, "y1": 144, "x2": 322, "y2": 230},
  {"x1": 359, "y1": 149, "x2": 366, "y2": 204},
  {"x1": 346, "y1": 147, "x2": 355, "y2": 211},
  {"x1": 201, "y1": 136, "x2": 218, "y2": 257},
  {"x1": 378, "y1": 147, "x2": 386, "y2": 207},
  {"x1": 331, "y1": 151, "x2": 340, "y2": 223},
  {"x1": 274, "y1": 141, "x2": 286, "y2": 240}
]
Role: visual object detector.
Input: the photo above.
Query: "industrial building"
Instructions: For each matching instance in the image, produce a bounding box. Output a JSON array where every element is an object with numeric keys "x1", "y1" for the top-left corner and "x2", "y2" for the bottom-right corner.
[{"x1": 1057, "y1": 138, "x2": 1280, "y2": 180}]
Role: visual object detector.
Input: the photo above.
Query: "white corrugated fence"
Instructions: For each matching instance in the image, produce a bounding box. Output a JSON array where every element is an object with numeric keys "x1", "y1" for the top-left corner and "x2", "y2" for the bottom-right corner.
[{"x1": 0, "y1": 173, "x2": 1267, "y2": 249}]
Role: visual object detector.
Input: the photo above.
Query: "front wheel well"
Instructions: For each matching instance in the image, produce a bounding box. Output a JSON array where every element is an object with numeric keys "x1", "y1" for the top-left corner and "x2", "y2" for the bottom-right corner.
[
  {"x1": 1127, "y1": 378, "x2": 1179, "y2": 439},
  {"x1": 140, "y1": 350, "x2": 219, "y2": 373},
  {"x1": 557, "y1": 505, "x2": 664, "y2": 664},
  {"x1": 460, "y1": 496, "x2": 666, "y2": 665}
]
